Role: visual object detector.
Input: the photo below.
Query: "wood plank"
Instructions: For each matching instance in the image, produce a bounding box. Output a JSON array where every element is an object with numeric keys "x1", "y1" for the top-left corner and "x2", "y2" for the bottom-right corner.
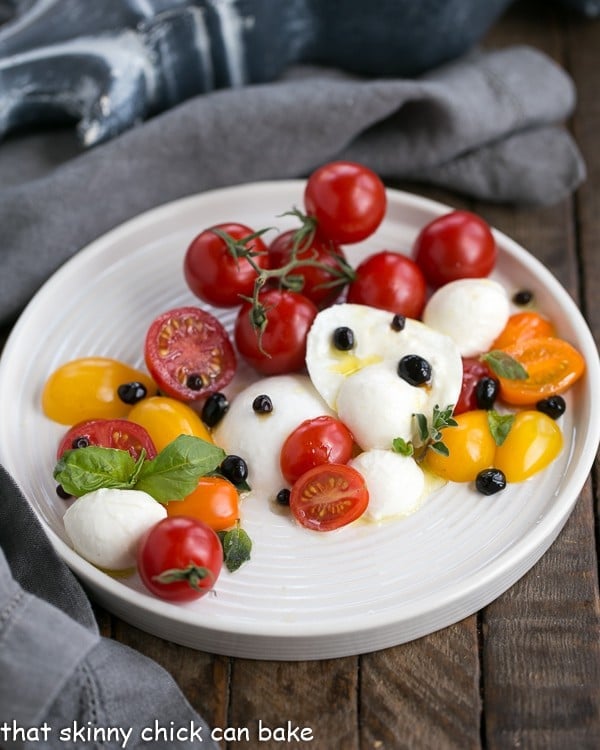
[
  {"x1": 360, "y1": 620, "x2": 482, "y2": 750},
  {"x1": 228, "y1": 657, "x2": 359, "y2": 749}
]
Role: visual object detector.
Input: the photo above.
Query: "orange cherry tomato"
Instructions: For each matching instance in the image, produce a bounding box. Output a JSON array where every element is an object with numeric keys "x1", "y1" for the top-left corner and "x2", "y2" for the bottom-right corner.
[
  {"x1": 166, "y1": 476, "x2": 239, "y2": 531},
  {"x1": 126, "y1": 396, "x2": 212, "y2": 452},
  {"x1": 494, "y1": 411, "x2": 563, "y2": 482},
  {"x1": 495, "y1": 336, "x2": 585, "y2": 406},
  {"x1": 42, "y1": 357, "x2": 157, "y2": 425},
  {"x1": 492, "y1": 311, "x2": 556, "y2": 349},
  {"x1": 423, "y1": 410, "x2": 496, "y2": 483}
]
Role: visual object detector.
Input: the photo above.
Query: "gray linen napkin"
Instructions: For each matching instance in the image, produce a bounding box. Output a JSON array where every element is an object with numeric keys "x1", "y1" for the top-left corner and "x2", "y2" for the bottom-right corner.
[
  {"x1": 0, "y1": 465, "x2": 219, "y2": 750},
  {"x1": 0, "y1": 45, "x2": 585, "y2": 326}
]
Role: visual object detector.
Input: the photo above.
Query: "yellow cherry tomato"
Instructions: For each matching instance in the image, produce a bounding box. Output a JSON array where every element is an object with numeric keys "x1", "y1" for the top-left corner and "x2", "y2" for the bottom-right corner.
[
  {"x1": 42, "y1": 357, "x2": 157, "y2": 425},
  {"x1": 166, "y1": 476, "x2": 239, "y2": 531},
  {"x1": 126, "y1": 395, "x2": 212, "y2": 452},
  {"x1": 423, "y1": 410, "x2": 496, "y2": 483},
  {"x1": 494, "y1": 410, "x2": 563, "y2": 482}
]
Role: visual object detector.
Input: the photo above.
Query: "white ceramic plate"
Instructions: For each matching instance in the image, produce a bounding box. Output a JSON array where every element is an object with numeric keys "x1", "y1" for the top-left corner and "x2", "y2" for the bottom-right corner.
[{"x1": 1, "y1": 182, "x2": 598, "y2": 660}]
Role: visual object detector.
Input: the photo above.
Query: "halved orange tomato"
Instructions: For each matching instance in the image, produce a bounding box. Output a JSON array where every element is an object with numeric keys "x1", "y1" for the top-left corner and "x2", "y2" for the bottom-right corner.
[
  {"x1": 492, "y1": 311, "x2": 556, "y2": 349},
  {"x1": 495, "y1": 336, "x2": 585, "y2": 406}
]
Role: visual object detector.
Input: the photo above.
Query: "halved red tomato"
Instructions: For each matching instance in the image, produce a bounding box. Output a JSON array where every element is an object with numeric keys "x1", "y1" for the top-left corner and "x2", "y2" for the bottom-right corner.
[
  {"x1": 57, "y1": 418, "x2": 157, "y2": 460},
  {"x1": 289, "y1": 463, "x2": 368, "y2": 532},
  {"x1": 144, "y1": 306, "x2": 236, "y2": 401}
]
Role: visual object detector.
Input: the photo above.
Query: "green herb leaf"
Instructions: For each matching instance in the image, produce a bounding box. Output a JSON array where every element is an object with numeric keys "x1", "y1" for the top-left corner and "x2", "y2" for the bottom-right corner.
[
  {"x1": 483, "y1": 350, "x2": 528, "y2": 380},
  {"x1": 53, "y1": 447, "x2": 138, "y2": 497},
  {"x1": 487, "y1": 410, "x2": 515, "y2": 446},
  {"x1": 391, "y1": 437, "x2": 414, "y2": 457},
  {"x1": 134, "y1": 435, "x2": 226, "y2": 503},
  {"x1": 430, "y1": 441, "x2": 450, "y2": 457},
  {"x1": 414, "y1": 413, "x2": 429, "y2": 442},
  {"x1": 218, "y1": 525, "x2": 252, "y2": 572}
]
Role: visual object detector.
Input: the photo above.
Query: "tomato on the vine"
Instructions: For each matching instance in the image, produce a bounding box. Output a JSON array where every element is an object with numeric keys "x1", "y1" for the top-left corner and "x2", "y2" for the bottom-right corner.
[
  {"x1": 234, "y1": 289, "x2": 318, "y2": 375},
  {"x1": 57, "y1": 418, "x2": 157, "y2": 460},
  {"x1": 280, "y1": 415, "x2": 355, "y2": 485},
  {"x1": 137, "y1": 516, "x2": 223, "y2": 602},
  {"x1": 268, "y1": 229, "x2": 349, "y2": 307},
  {"x1": 144, "y1": 306, "x2": 236, "y2": 402},
  {"x1": 304, "y1": 161, "x2": 386, "y2": 244},
  {"x1": 166, "y1": 476, "x2": 239, "y2": 531},
  {"x1": 412, "y1": 210, "x2": 496, "y2": 289},
  {"x1": 346, "y1": 251, "x2": 427, "y2": 318},
  {"x1": 290, "y1": 463, "x2": 368, "y2": 531},
  {"x1": 183, "y1": 222, "x2": 269, "y2": 308}
]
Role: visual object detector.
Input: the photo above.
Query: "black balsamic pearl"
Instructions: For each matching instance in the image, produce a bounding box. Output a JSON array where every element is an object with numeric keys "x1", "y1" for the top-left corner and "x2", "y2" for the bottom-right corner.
[
  {"x1": 252, "y1": 394, "x2": 273, "y2": 414},
  {"x1": 117, "y1": 381, "x2": 148, "y2": 404},
  {"x1": 201, "y1": 392, "x2": 230, "y2": 427},
  {"x1": 476, "y1": 468, "x2": 507, "y2": 495},
  {"x1": 276, "y1": 488, "x2": 291, "y2": 506},
  {"x1": 512, "y1": 289, "x2": 534, "y2": 306},
  {"x1": 220, "y1": 455, "x2": 249, "y2": 484},
  {"x1": 390, "y1": 314, "x2": 406, "y2": 332},
  {"x1": 56, "y1": 484, "x2": 72, "y2": 500},
  {"x1": 397, "y1": 354, "x2": 432, "y2": 386},
  {"x1": 536, "y1": 395, "x2": 567, "y2": 420},
  {"x1": 332, "y1": 326, "x2": 355, "y2": 351},
  {"x1": 475, "y1": 377, "x2": 500, "y2": 410},
  {"x1": 71, "y1": 436, "x2": 90, "y2": 449},
  {"x1": 186, "y1": 373, "x2": 206, "y2": 391}
]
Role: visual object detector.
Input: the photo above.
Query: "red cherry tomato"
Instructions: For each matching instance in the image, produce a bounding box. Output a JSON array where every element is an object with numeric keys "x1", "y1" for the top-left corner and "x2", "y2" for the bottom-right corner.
[
  {"x1": 304, "y1": 161, "x2": 387, "y2": 244},
  {"x1": 57, "y1": 418, "x2": 157, "y2": 460},
  {"x1": 346, "y1": 251, "x2": 427, "y2": 318},
  {"x1": 234, "y1": 289, "x2": 318, "y2": 375},
  {"x1": 183, "y1": 222, "x2": 269, "y2": 308},
  {"x1": 144, "y1": 306, "x2": 236, "y2": 401},
  {"x1": 290, "y1": 463, "x2": 369, "y2": 532},
  {"x1": 137, "y1": 516, "x2": 223, "y2": 602},
  {"x1": 268, "y1": 229, "x2": 349, "y2": 307},
  {"x1": 280, "y1": 416, "x2": 355, "y2": 486},
  {"x1": 412, "y1": 210, "x2": 496, "y2": 289},
  {"x1": 454, "y1": 358, "x2": 493, "y2": 415}
]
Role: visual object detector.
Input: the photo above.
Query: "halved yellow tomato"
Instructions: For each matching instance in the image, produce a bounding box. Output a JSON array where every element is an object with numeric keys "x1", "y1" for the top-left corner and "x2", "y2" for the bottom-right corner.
[{"x1": 494, "y1": 410, "x2": 563, "y2": 482}]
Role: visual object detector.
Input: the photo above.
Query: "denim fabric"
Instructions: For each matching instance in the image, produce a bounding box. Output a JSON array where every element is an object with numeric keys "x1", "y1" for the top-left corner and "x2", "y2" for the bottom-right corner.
[{"x1": 0, "y1": 465, "x2": 219, "y2": 750}]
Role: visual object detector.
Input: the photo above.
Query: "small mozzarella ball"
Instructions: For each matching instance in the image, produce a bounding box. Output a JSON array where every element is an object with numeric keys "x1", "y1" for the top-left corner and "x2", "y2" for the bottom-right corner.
[
  {"x1": 213, "y1": 375, "x2": 332, "y2": 498},
  {"x1": 423, "y1": 278, "x2": 510, "y2": 357},
  {"x1": 349, "y1": 449, "x2": 425, "y2": 522},
  {"x1": 336, "y1": 362, "x2": 428, "y2": 450},
  {"x1": 63, "y1": 488, "x2": 166, "y2": 570}
]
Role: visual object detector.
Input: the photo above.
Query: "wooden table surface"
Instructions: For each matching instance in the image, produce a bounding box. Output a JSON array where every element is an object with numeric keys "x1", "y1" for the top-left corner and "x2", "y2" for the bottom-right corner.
[{"x1": 2, "y1": 1, "x2": 600, "y2": 748}]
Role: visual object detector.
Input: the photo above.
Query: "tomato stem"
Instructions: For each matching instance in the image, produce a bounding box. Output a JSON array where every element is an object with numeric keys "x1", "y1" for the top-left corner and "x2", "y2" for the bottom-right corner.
[{"x1": 153, "y1": 563, "x2": 214, "y2": 591}]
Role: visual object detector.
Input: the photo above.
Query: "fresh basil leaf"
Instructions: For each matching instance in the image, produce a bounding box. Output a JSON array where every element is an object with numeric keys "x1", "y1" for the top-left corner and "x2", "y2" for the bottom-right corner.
[
  {"x1": 218, "y1": 525, "x2": 252, "y2": 572},
  {"x1": 487, "y1": 411, "x2": 515, "y2": 446},
  {"x1": 134, "y1": 434, "x2": 226, "y2": 503},
  {"x1": 392, "y1": 437, "x2": 414, "y2": 457},
  {"x1": 53, "y1": 446, "x2": 137, "y2": 497},
  {"x1": 483, "y1": 350, "x2": 528, "y2": 380}
]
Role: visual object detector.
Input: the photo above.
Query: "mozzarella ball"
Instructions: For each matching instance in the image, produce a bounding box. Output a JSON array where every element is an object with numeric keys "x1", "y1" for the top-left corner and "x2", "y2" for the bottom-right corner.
[
  {"x1": 213, "y1": 374, "x2": 332, "y2": 498},
  {"x1": 63, "y1": 488, "x2": 166, "y2": 570},
  {"x1": 422, "y1": 278, "x2": 510, "y2": 357},
  {"x1": 336, "y1": 362, "x2": 428, "y2": 450},
  {"x1": 349, "y1": 449, "x2": 425, "y2": 521}
]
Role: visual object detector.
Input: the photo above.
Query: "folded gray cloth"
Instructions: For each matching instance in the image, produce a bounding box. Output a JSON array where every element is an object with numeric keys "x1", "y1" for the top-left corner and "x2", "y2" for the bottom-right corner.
[
  {"x1": 0, "y1": 464, "x2": 219, "y2": 750},
  {"x1": 0, "y1": 45, "x2": 585, "y2": 327}
]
